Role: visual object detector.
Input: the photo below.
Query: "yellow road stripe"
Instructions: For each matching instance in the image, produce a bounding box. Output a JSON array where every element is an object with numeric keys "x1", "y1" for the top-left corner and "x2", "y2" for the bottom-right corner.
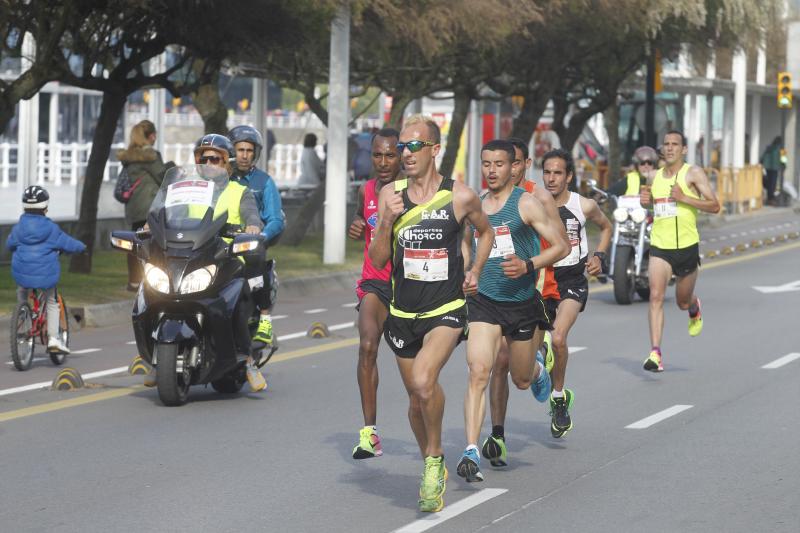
[{"x1": 0, "y1": 337, "x2": 359, "y2": 423}]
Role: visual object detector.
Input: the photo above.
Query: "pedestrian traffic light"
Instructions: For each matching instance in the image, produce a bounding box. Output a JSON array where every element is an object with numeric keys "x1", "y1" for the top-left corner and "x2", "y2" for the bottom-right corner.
[{"x1": 777, "y1": 71, "x2": 792, "y2": 109}]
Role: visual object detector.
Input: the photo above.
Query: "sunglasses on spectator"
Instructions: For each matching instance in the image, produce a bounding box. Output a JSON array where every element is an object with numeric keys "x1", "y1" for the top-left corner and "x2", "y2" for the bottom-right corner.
[
  {"x1": 396, "y1": 140, "x2": 436, "y2": 153},
  {"x1": 638, "y1": 160, "x2": 655, "y2": 166},
  {"x1": 199, "y1": 155, "x2": 224, "y2": 164}
]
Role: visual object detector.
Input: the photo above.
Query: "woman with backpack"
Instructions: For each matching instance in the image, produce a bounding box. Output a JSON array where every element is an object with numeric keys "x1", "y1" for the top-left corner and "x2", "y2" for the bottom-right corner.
[{"x1": 117, "y1": 120, "x2": 170, "y2": 291}]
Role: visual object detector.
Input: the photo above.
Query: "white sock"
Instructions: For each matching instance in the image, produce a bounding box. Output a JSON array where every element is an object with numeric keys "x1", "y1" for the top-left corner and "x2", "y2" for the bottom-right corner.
[
  {"x1": 365, "y1": 425, "x2": 377, "y2": 432},
  {"x1": 260, "y1": 314, "x2": 272, "y2": 322},
  {"x1": 552, "y1": 389, "x2": 564, "y2": 398},
  {"x1": 466, "y1": 444, "x2": 478, "y2": 452}
]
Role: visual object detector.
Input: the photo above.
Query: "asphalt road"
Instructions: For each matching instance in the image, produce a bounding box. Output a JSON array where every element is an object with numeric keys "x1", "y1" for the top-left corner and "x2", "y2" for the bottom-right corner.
[{"x1": 2, "y1": 211, "x2": 799, "y2": 533}]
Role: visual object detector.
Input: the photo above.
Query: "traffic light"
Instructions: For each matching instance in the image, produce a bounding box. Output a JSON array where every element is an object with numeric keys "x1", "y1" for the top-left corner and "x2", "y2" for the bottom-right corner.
[{"x1": 778, "y1": 71, "x2": 792, "y2": 109}]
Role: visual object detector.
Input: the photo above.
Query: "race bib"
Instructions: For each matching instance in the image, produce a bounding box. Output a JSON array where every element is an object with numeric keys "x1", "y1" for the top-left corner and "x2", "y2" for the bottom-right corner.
[
  {"x1": 554, "y1": 218, "x2": 581, "y2": 267},
  {"x1": 488, "y1": 225, "x2": 515, "y2": 259},
  {"x1": 165, "y1": 180, "x2": 214, "y2": 208},
  {"x1": 654, "y1": 197, "x2": 678, "y2": 218},
  {"x1": 403, "y1": 248, "x2": 448, "y2": 282}
]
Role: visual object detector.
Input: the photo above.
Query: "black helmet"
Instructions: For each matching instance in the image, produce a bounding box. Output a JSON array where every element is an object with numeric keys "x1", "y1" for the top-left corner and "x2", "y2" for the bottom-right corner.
[
  {"x1": 194, "y1": 133, "x2": 235, "y2": 163},
  {"x1": 228, "y1": 125, "x2": 264, "y2": 162},
  {"x1": 22, "y1": 185, "x2": 49, "y2": 209}
]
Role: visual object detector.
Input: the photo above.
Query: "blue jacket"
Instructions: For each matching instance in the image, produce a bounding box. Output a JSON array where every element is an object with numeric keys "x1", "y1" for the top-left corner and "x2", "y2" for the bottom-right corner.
[
  {"x1": 6, "y1": 213, "x2": 86, "y2": 289},
  {"x1": 232, "y1": 167, "x2": 285, "y2": 241}
]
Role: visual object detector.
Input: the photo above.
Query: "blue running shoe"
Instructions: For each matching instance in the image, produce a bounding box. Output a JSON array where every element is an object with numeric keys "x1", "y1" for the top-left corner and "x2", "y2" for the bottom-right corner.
[
  {"x1": 456, "y1": 447, "x2": 484, "y2": 483},
  {"x1": 531, "y1": 351, "x2": 551, "y2": 402}
]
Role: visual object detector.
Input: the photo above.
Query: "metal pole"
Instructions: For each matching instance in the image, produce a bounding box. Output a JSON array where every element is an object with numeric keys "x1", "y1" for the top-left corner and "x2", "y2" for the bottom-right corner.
[
  {"x1": 779, "y1": 109, "x2": 786, "y2": 197},
  {"x1": 467, "y1": 100, "x2": 482, "y2": 191},
  {"x1": 732, "y1": 48, "x2": 747, "y2": 168},
  {"x1": 323, "y1": 4, "x2": 350, "y2": 264},
  {"x1": 252, "y1": 78, "x2": 266, "y2": 169},
  {"x1": 18, "y1": 33, "x2": 39, "y2": 213},
  {"x1": 645, "y1": 49, "x2": 656, "y2": 148},
  {"x1": 148, "y1": 53, "x2": 166, "y2": 155}
]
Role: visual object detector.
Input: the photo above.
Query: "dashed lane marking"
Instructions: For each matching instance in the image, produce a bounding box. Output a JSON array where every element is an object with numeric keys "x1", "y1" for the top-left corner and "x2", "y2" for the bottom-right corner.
[
  {"x1": 761, "y1": 353, "x2": 800, "y2": 370},
  {"x1": 71, "y1": 348, "x2": 102, "y2": 354},
  {"x1": 341, "y1": 302, "x2": 358, "y2": 308},
  {"x1": 392, "y1": 488, "x2": 508, "y2": 533},
  {"x1": 625, "y1": 405, "x2": 693, "y2": 429},
  {"x1": 272, "y1": 315, "x2": 288, "y2": 320},
  {"x1": 304, "y1": 308, "x2": 327, "y2": 314}
]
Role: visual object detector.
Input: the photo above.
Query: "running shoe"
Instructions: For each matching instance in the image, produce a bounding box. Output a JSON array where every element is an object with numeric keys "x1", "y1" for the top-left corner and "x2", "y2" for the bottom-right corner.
[
  {"x1": 531, "y1": 351, "x2": 552, "y2": 402},
  {"x1": 481, "y1": 435, "x2": 508, "y2": 467},
  {"x1": 643, "y1": 350, "x2": 664, "y2": 372},
  {"x1": 549, "y1": 389, "x2": 574, "y2": 438},
  {"x1": 418, "y1": 456, "x2": 447, "y2": 512},
  {"x1": 456, "y1": 447, "x2": 484, "y2": 483},
  {"x1": 252, "y1": 318, "x2": 274, "y2": 347},
  {"x1": 542, "y1": 330, "x2": 554, "y2": 374},
  {"x1": 246, "y1": 361, "x2": 267, "y2": 391},
  {"x1": 352, "y1": 426, "x2": 382, "y2": 459},
  {"x1": 688, "y1": 298, "x2": 703, "y2": 337}
]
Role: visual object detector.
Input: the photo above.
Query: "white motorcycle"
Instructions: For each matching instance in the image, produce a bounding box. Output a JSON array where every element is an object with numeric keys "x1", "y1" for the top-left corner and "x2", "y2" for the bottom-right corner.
[{"x1": 610, "y1": 195, "x2": 651, "y2": 304}]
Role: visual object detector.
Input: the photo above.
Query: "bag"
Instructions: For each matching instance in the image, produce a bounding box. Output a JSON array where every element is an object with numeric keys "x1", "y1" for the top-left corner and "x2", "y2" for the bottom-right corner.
[{"x1": 114, "y1": 166, "x2": 143, "y2": 204}]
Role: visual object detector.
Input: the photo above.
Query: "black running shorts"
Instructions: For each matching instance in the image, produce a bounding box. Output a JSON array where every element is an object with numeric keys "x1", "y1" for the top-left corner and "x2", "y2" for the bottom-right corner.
[
  {"x1": 467, "y1": 292, "x2": 552, "y2": 341},
  {"x1": 384, "y1": 306, "x2": 467, "y2": 358},
  {"x1": 546, "y1": 275, "x2": 589, "y2": 318},
  {"x1": 356, "y1": 278, "x2": 392, "y2": 311},
  {"x1": 650, "y1": 244, "x2": 701, "y2": 278}
]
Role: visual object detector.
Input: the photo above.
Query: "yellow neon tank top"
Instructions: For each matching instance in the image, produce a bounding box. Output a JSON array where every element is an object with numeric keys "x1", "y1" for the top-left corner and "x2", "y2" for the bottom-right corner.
[{"x1": 650, "y1": 163, "x2": 699, "y2": 250}]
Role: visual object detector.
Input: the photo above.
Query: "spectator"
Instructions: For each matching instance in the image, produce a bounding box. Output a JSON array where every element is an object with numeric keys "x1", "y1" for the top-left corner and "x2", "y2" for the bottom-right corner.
[
  {"x1": 117, "y1": 120, "x2": 171, "y2": 291},
  {"x1": 298, "y1": 133, "x2": 324, "y2": 188},
  {"x1": 760, "y1": 136, "x2": 782, "y2": 205}
]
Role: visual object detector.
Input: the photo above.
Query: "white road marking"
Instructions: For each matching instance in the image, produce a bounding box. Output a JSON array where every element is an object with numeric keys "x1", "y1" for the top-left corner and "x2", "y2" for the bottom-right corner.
[
  {"x1": 625, "y1": 404, "x2": 693, "y2": 429},
  {"x1": 71, "y1": 348, "x2": 101, "y2": 354},
  {"x1": 718, "y1": 235, "x2": 728, "y2": 240},
  {"x1": 392, "y1": 488, "x2": 508, "y2": 533},
  {"x1": 304, "y1": 308, "x2": 327, "y2": 314},
  {"x1": 752, "y1": 280, "x2": 800, "y2": 294},
  {"x1": 341, "y1": 302, "x2": 358, "y2": 308},
  {"x1": 276, "y1": 321, "x2": 357, "y2": 342},
  {"x1": 0, "y1": 366, "x2": 129, "y2": 397},
  {"x1": 739, "y1": 232, "x2": 748, "y2": 236},
  {"x1": 272, "y1": 315, "x2": 288, "y2": 320},
  {"x1": 5, "y1": 357, "x2": 49, "y2": 366},
  {"x1": 569, "y1": 346, "x2": 587, "y2": 354},
  {"x1": 126, "y1": 341, "x2": 137, "y2": 345},
  {"x1": 710, "y1": 238, "x2": 717, "y2": 242},
  {"x1": 759, "y1": 228, "x2": 767, "y2": 232},
  {"x1": 329, "y1": 322, "x2": 356, "y2": 331},
  {"x1": 761, "y1": 353, "x2": 800, "y2": 369}
]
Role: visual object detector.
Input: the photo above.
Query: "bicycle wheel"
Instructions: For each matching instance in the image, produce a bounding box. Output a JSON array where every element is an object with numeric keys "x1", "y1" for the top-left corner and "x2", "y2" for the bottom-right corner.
[
  {"x1": 10, "y1": 301, "x2": 35, "y2": 371},
  {"x1": 50, "y1": 294, "x2": 70, "y2": 365}
]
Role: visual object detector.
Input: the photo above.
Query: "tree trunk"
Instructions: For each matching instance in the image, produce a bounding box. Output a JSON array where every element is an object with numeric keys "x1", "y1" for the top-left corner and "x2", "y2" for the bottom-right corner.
[
  {"x1": 510, "y1": 90, "x2": 550, "y2": 141},
  {"x1": 439, "y1": 90, "x2": 470, "y2": 180},
  {"x1": 192, "y1": 70, "x2": 227, "y2": 134},
  {"x1": 387, "y1": 93, "x2": 412, "y2": 129},
  {"x1": 68, "y1": 90, "x2": 128, "y2": 273},
  {"x1": 604, "y1": 101, "x2": 622, "y2": 185},
  {"x1": 280, "y1": 183, "x2": 326, "y2": 246},
  {"x1": 303, "y1": 88, "x2": 328, "y2": 127}
]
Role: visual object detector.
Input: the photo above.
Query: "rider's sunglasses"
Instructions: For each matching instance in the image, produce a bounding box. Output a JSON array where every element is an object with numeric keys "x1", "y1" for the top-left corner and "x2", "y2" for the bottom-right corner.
[
  {"x1": 638, "y1": 160, "x2": 655, "y2": 166},
  {"x1": 396, "y1": 140, "x2": 436, "y2": 154},
  {"x1": 199, "y1": 155, "x2": 223, "y2": 164}
]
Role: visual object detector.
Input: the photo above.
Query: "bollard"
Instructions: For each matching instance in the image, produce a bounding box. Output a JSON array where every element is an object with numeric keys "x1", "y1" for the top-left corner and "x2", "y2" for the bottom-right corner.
[
  {"x1": 51, "y1": 367, "x2": 85, "y2": 391},
  {"x1": 307, "y1": 322, "x2": 330, "y2": 339}
]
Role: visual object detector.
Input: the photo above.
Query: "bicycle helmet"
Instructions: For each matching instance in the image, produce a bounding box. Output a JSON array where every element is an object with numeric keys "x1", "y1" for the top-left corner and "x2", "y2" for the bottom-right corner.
[
  {"x1": 22, "y1": 185, "x2": 49, "y2": 209},
  {"x1": 193, "y1": 133, "x2": 235, "y2": 163},
  {"x1": 228, "y1": 125, "x2": 264, "y2": 162}
]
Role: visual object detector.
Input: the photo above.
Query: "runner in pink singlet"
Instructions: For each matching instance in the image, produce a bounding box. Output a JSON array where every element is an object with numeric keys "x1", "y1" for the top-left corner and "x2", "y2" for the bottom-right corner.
[{"x1": 347, "y1": 128, "x2": 401, "y2": 459}]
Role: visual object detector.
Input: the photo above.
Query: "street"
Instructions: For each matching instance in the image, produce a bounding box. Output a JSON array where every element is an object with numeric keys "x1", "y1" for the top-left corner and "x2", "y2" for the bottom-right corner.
[{"x1": 2, "y1": 212, "x2": 799, "y2": 533}]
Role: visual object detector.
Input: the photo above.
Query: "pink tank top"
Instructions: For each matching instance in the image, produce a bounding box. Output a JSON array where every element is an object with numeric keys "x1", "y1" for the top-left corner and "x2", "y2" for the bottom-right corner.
[{"x1": 361, "y1": 178, "x2": 392, "y2": 282}]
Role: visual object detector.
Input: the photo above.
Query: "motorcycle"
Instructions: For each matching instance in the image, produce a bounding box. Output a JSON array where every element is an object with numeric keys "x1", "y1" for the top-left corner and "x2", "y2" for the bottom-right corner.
[
  {"x1": 609, "y1": 194, "x2": 652, "y2": 305},
  {"x1": 110, "y1": 165, "x2": 274, "y2": 406}
]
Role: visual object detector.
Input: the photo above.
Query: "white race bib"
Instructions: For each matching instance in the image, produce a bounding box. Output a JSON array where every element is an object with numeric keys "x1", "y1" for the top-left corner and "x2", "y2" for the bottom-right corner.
[
  {"x1": 403, "y1": 248, "x2": 449, "y2": 282},
  {"x1": 488, "y1": 225, "x2": 515, "y2": 259},
  {"x1": 654, "y1": 197, "x2": 678, "y2": 218},
  {"x1": 554, "y1": 218, "x2": 581, "y2": 267},
  {"x1": 165, "y1": 180, "x2": 214, "y2": 208}
]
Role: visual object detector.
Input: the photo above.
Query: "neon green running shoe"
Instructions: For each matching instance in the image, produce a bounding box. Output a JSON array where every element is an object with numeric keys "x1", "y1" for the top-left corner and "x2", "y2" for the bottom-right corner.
[
  {"x1": 418, "y1": 456, "x2": 447, "y2": 512},
  {"x1": 542, "y1": 330, "x2": 554, "y2": 374},
  {"x1": 688, "y1": 298, "x2": 703, "y2": 337},
  {"x1": 252, "y1": 318, "x2": 274, "y2": 347},
  {"x1": 643, "y1": 350, "x2": 664, "y2": 372},
  {"x1": 352, "y1": 426, "x2": 382, "y2": 459},
  {"x1": 549, "y1": 389, "x2": 574, "y2": 438},
  {"x1": 481, "y1": 435, "x2": 508, "y2": 467}
]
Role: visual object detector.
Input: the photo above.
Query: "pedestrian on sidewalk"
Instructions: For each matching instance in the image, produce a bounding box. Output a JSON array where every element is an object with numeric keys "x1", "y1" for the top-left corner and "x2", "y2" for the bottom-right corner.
[{"x1": 760, "y1": 136, "x2": 782, "y2": 205}]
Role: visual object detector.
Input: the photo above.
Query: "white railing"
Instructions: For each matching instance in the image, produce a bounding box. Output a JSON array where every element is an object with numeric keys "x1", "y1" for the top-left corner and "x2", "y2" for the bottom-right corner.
[
  {"x1": 125, "y1": 111, "x2": 382, "y2": 131},
  {"x1": 0, "y1": 141, "x2": 322, "y2": 188}
]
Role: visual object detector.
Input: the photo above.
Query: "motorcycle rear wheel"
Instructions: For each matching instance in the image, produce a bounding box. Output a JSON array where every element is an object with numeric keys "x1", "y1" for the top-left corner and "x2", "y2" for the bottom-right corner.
[{"x1": 155, "y1": 343, "x2": 191, "y2": 406}]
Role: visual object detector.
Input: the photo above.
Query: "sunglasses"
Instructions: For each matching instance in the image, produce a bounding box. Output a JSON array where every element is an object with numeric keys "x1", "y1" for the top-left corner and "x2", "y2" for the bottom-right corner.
[
  {"x1": 396, "y1": 140, "x2": 436, "y2": 153},
  {"x1": 638, "y1": 160, "x2": 655, "y2": 166},
  {"x1": 199, "y1": 155, "x2": 224, "y2": 164}
]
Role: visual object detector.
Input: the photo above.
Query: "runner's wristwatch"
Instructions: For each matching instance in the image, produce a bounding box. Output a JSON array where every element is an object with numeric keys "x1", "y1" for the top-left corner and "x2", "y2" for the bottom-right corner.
[{"x1": 525, "y1": 258, "x2": 535, "y2": 274}]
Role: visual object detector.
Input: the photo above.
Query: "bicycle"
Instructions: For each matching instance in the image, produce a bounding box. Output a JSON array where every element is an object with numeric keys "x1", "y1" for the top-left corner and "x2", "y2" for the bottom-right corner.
[{"x1": 9, "y1": 288, "x2": 70, "y2": 371}]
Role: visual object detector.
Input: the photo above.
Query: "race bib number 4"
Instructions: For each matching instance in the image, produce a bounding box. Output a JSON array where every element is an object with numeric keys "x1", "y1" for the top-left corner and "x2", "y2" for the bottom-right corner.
[
  {"x1": 488, "y1": 225, "x2": 515, "y2": 259},
  {"x1": 654, "y1": 197, "x2": 678, "y2": 218},
  {"x1": 404, "y1": 248, "x2": 448, "y2": 282}
]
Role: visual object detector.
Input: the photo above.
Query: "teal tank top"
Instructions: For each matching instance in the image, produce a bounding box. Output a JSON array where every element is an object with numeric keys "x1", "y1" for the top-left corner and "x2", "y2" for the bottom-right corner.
[{"x1": 474, "y1": 187, "x2": 540, "y2": 302}]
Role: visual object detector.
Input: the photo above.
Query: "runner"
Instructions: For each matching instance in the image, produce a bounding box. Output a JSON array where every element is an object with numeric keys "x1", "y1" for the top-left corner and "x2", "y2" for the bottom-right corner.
[
  {"x1": 542, "y1": 148, "x2": 612, "y2": 438},
  {"x1": 458, "y1": 140, "x2": 569, "y2": 483},
  {"x1": 639, "y1": 130, "x2": 719, "y2": 372},
  {"x1": 482, "y1": 137, "x2": 567, "y2": 467},
  {"x1": 368, "y1": 114, "x2": 493, "y2": 513},
  {"x1": 348, "y1": 127, "x2": 401, "y2": 459}
]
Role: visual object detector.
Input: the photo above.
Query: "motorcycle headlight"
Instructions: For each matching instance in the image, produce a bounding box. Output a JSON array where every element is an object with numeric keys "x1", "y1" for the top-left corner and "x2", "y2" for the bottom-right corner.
[
  {"x1": 630, "y1": 207, "x2": 647, "y2": 224},
  {"x1": 144, "y1": 263, "x2": 170, "y2": 293},
  {"x1": 179, "y1": 265, "x2": 217, "y2": 294},
  {"x1": 613, "y1": 207, "x2": 629, "y2": 223}
]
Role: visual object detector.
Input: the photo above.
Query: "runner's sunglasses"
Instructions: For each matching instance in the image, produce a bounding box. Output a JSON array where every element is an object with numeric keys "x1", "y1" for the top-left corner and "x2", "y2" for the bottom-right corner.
[{"x1": 396, "y1": 140, "x2": 436, "y2": 153}]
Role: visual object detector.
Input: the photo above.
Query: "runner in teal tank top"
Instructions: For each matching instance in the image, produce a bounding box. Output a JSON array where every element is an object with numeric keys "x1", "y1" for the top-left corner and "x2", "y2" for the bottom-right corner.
[{"x1": 458, "y1": 140, "x2": 571, "y2": 484}]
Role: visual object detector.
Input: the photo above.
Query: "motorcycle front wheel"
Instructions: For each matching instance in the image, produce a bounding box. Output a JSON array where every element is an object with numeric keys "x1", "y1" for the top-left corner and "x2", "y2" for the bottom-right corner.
[
  {"x1": 155, "y1": 343, "x2": 191, "y2": 406},
  {"x1": 613, "y1": 246, "x2": 636, "y2": 305}
]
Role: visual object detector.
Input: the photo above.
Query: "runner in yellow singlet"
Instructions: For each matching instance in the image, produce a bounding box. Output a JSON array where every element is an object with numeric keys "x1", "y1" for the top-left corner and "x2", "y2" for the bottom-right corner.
[{"x1": 639, "y1": 130, "x2": 720, "y2": 372}]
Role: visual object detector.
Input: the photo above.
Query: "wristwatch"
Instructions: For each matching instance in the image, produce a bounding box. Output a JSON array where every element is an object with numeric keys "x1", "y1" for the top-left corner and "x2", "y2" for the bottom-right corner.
[
  {"x1": 593, "y1": 251, "x2": 607, "y2": 262},
  {"x1": 525, "y1": 258, "x2": 535, "y2": 274}
]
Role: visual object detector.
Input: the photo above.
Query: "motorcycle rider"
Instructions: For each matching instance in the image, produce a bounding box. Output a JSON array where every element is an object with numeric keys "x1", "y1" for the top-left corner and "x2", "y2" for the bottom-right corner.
[
  {"x1": 143, "y1": 134, "x2": 268, "y2": 391},
  {"x1": 228, "y1": 125, "x2": 285, "y2": 352},
  {"x1": 607, "y1": 145, "x2": 658, "y2": 198}
]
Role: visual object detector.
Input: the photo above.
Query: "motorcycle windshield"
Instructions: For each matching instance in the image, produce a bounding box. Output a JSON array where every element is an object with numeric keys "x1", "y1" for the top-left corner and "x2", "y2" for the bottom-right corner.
[{"x1": 149, "y1": 165, "x2": 230, "y2": 231}]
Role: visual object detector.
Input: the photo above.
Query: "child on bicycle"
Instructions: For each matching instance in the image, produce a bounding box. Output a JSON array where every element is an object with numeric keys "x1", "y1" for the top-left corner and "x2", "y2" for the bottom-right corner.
[{"x1": 5, "y1": 186, "x2": 86, "y2": 354}]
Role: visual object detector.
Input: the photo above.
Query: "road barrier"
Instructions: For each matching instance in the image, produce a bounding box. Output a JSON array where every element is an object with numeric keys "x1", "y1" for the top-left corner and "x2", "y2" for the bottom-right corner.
[{"x1": 712, "y1": 165, "x2": 763, "y2": 215}]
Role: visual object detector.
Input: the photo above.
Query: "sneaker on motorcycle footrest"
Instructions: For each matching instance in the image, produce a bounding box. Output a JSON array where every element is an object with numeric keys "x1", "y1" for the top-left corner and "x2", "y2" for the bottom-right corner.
[
  {"x1": 352, "y1": 426, "x2": 382, "y2": 459},
  {"x1": 252, "y1": 319, "x2": 274, "y2": 348},
  {"x1": 246, "y1": 363, "x2": 267, "y2": 392},
  {"x1": 481, "y1": 435, "x2": 508, "y2": 467}
]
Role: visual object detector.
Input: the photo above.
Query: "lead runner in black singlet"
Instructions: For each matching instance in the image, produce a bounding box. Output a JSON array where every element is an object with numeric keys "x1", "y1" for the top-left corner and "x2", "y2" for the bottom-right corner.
[{"x1": 369, "y1": 115, "x2": 493, "y2": 513}]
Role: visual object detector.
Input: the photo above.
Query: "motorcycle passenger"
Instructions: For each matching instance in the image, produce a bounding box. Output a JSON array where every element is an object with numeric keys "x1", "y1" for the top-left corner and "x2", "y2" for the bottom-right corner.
[{"x1": 228, "y1": 125, "x2": 285, "y2": 351}]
